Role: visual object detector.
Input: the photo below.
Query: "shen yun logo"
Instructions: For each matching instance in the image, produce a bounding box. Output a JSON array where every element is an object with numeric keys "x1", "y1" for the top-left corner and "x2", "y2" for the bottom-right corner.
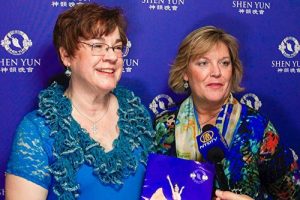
[
  {"x1": 232, "y1": 0, "x2": 271, "y2": 15},
  {"x1": 271, "y1": 36, "x2": 300, "y2": 74},
  {"x1": 1, "y1": 30, "x2": 41, "y2": 74},
  {"x1": 149, "y1": 94, "x2": 175, "y2": 115},
  {"x1": 1, "y1": 30, "x2": 32, "y2": 55},
  {"x1": 278, "y1": 37, "x2": 300, "y2": 59},
  {"x1": 190, "y1": 167, "x2": 209, "y2": 184},
  {"x1": 124, "y1": 39, "x2": 132, "y2": 58},
  {"x1": 240, "y1": 93, "x2": 262, "y2": 111},
  {"x1": 122, "y1": 40, "x2": 140, "y2": 73},
  {"x1": 141, "y1": 0, "x2": 185, "y2": 11}
]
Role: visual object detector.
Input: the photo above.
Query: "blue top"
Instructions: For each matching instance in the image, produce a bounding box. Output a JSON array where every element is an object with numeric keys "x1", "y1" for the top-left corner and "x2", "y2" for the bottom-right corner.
[{"x1": 6, "y1": 82, "x2": 156, "y2": 200}]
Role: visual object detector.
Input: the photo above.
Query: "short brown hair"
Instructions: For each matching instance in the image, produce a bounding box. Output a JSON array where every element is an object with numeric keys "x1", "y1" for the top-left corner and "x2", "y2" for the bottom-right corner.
[
  {"x1": 169, "y1": 26, "x2": 244, "y2": 93},
  {"x1": 53, "y1": 3, "x2": 127, "y2": 63}
]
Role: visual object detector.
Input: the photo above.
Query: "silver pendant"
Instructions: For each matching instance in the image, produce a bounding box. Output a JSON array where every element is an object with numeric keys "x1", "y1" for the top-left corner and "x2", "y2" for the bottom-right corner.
[{"x1": 91, "y1": 123, "x2": 98, "y2": 134}]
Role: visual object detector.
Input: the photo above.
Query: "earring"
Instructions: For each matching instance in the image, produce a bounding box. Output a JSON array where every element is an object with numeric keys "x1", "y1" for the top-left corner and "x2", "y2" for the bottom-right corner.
[
  {"x1": 65, "y1": 66, "x2": 71, "y2": 77},
  {"x1": 183, "y1": 81, "x2": 189, "y2": 90}
]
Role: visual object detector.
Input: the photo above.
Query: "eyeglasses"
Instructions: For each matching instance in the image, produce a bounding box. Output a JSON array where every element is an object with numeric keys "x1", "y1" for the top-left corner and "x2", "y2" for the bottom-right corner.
[{"x1": 79, "y1": 41, "x2": 129, "y2": 58}]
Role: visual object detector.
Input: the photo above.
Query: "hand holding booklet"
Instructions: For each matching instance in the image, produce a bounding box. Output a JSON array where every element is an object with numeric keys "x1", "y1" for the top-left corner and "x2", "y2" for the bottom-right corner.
[{"x1": 141, "y1": 153, "x2": 215, "y2": 200}]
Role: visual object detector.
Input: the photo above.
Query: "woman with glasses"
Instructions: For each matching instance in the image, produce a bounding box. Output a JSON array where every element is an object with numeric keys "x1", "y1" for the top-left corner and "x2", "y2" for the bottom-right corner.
[
  {"x1": 5, "y1": 3, "x2": 155, "y2": 200},
  {"x1": 155, "y1": 26, "x2": 300, "y2": 200}
]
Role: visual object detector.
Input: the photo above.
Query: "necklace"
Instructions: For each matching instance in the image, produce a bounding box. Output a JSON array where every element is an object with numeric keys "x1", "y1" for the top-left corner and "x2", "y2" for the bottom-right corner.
[
  {"x1": 199, "y1": 112, "x2": 219, "y2": 125},
  {"x1": 195, "y1": 107, "x2": 220, "y2": 126},
  {"x1": 71, "y1": 94, "x2": 110, "y2": 135}
]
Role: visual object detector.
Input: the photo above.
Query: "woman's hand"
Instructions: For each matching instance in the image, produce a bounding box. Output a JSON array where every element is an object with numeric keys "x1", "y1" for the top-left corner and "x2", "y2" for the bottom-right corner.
[{"x1": 214, "y1": 190, "x2": 254, "y2": 200}]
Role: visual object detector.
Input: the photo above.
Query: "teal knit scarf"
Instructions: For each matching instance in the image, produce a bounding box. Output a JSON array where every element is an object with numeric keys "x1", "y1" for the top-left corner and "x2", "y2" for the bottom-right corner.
[{"x1": 37, "y1": 82, "x2": 155, "y2": 199}]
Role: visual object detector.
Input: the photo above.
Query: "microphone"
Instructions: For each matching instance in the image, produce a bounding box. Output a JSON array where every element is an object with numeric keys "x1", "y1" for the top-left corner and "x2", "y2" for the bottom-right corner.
[
  {"x1": 196, "y1": 124, "x2": 229, "y2": 191},
  {"x1": 207, "y1": 147, "x2": 229, "y2": 191},
  {"x1": 197, "y1": 124, "x2": 228, "y2": 159}
]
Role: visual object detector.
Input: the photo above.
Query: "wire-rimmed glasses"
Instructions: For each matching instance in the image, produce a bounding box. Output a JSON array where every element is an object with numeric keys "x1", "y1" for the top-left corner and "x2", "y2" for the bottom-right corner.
[{"x1": 79, "y1": 41, "x2": 129, "y2": 57}]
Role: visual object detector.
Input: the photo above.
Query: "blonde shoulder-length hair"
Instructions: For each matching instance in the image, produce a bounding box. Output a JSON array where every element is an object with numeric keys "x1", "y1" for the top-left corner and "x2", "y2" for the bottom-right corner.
[{"x1": 169, "y1": 26, "x2": 244, "y2": 94}]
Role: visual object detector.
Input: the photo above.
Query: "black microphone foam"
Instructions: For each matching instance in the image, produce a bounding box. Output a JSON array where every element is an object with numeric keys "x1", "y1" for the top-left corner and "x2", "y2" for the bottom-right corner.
[
  {"x1": 207, "y1": 146, "x2": 225, "y2": 163},
  {"x1": 207, "y1": 147, "x2": 229, "y2": 191},
  {"x1": 202, "y1": 124, "x2": 214, "y2": 132},
  {"x1": 197, "y1": 124, "x2": 229, "y2": 191},
  {"x1": 197, "y1": 124, "x2": 228, "y2": 161}
]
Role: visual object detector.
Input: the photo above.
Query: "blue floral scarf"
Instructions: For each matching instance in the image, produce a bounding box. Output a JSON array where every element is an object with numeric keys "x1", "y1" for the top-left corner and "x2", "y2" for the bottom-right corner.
[{"x1": 175, "y1": 94, "x2": 242, "y2": 161}]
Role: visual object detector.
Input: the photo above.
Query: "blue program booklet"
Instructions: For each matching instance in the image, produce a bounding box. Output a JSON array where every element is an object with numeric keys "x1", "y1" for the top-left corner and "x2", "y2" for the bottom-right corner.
[{"x1": 141, "y1": 153, "x2": 215, "y2": 200}]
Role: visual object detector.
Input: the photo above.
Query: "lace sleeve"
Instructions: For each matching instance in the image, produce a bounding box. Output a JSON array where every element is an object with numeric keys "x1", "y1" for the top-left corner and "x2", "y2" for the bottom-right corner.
[
  {"x1": 259, "y1": 121, "x2": 300, "y2": 199},
  {"x1": 6, "y1": 111, "x2": 52, "y2": 189}
]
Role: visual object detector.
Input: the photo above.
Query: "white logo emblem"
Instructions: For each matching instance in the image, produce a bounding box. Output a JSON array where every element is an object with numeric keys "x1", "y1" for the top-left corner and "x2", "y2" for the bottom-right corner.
[
  {"x1": 124, "y1": 40, "x2": 131, "y2": 58},
  {"x1": 123, "y1": 39, "x2": 139, "y2": 73},
  {"x1": 190, "y1": 167, "x2": 209, "y2": 184},
  {"x1": 278, "y1": 37, "x2": 300, "y2": 58},
  {"x1": 240, "y1": 93, "x2": 262, "y2": 110},
  {"x1": 149, "y1": 94, "x2": 175, "y2": 115},
  {"x1": 1, "y1": 30, "x2": 32, "y2": 55}
]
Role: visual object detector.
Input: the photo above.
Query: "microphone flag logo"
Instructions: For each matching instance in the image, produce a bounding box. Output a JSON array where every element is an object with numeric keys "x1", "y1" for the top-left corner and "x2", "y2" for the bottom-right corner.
[{"x1": 200, "y1": 130, "x2": 214, "y2": 143}]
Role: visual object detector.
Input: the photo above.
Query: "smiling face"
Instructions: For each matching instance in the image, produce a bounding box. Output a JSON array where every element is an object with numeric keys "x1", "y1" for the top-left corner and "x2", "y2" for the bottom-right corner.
[
  {"x1": 60, "y1": 28, "x2": 123, "y2": 93},
  {"x1": 183, "y1": 42, "x2": 233, "y2": 106}
]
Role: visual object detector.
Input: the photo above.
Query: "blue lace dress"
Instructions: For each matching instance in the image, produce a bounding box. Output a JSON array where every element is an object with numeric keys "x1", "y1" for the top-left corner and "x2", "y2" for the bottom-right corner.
[{"x1": 6, "y1": 82, "x2": 155, "y2": 200}]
